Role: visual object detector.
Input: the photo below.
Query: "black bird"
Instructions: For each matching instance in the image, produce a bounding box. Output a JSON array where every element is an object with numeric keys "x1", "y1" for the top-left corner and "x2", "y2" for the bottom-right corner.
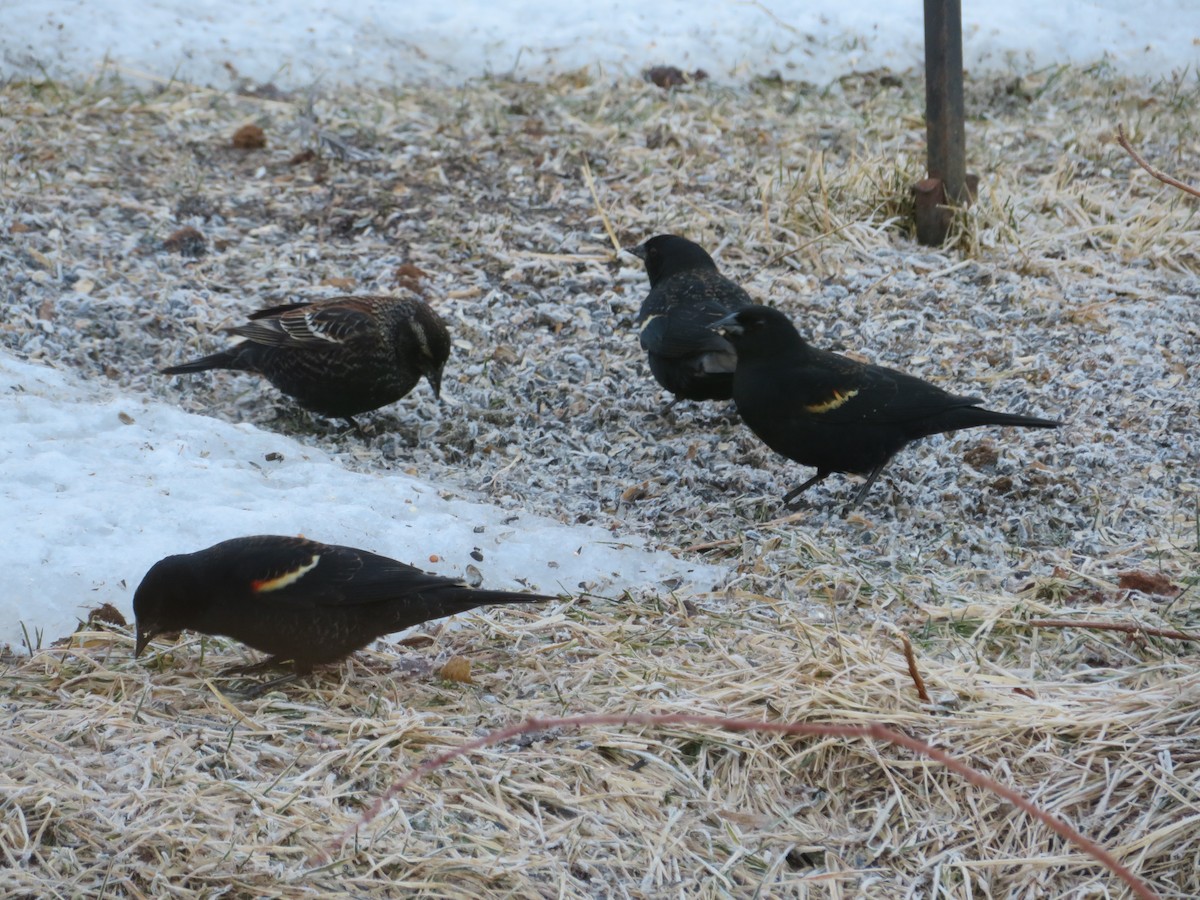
[
  {"x1": 133, "y1": 535, "x2": 552, "y2": 679},
  {"x1": 162, "y1": 295, "x2": 451, "y2": 423},
  {"x1": 714, "y1": 305, "x2": 1062, "y2": 510},
  {"x1": 626, "y1": 234, "x2": 752, "y2": 402}
]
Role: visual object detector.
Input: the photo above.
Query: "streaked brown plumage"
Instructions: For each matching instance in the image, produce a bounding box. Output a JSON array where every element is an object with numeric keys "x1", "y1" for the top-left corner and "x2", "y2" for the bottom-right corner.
[
  {"x1": 163, "y1": 295, "x2": 450, "y2": 421},
  {"x1": 133, "y1": 535, "x2": 552, "y2": 676},
  {"x1": 627, "y1": 234, "x2": 752, "y2": 402}
]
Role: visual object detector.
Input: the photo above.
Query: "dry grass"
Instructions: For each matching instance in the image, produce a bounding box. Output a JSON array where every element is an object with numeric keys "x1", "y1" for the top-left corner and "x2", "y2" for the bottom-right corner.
[
  {"x1": 2, "y1": 61, "x2": 1200, "y2": 896},
  {"x1": 3, "y1": 567, "x2": 1198, "y2": 897}
]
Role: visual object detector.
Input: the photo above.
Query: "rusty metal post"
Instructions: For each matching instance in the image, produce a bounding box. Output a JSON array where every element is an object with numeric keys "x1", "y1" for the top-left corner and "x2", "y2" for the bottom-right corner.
[
  {"x1": 924, "y1": 0, "x2": 966, "y2": 202},
  {"x1": 915, "y1": 0, "x2": 972, "y2": 245}
]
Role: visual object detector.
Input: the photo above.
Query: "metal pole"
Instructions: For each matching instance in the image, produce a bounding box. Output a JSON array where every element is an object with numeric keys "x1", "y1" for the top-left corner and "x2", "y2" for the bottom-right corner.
[{"x1": 924, "y1": 0, "x2": 967, "y2": 203}]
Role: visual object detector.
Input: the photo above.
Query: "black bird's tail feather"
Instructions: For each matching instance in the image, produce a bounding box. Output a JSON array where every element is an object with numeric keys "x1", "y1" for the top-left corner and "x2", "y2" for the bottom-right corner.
[
  {"x1": 950, "y1": 408, "x2": 1056, "y2": 434},
  {"x1": 444, "y1": 589, "x2": 555, "y2": 608},
  {"x1": 426, "y1": 588, "x2": 554, "y2": 622},
  {"x1": 162, "y1": 349, "x2": 245, "y2": 375},
  {"x1": 941, "y1": 405, "x2": 1062, "y2": 432}
]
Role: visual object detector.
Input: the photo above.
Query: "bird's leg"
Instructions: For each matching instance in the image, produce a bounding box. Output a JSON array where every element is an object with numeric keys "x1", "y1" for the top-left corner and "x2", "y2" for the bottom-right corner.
[
  {"x1": 645, "y1": 397, "x2": 683, "y2": 427},
  {"x1": 217, "y1": 656, "x2": 311, "y2": 697},
  {"x1": 844, "y1": 462, "x2": 888, "y2": 513},
  {"x1": 782, "y1": 471, "x2": 829, "y2": 507},
  {"x1": 230, "y1": 671, "x2": 302, "y2": 699},
  {"x1": 339, "y1": 415, "x2": 371, "y2": 437},
  {"x1": 218, "y1": 656, "x2": 288, "y2": 677}
]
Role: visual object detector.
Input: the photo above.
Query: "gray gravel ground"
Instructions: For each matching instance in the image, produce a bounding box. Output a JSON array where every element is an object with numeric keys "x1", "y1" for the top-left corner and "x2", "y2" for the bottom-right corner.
[
  {"x1": 2, "y1": 65, "x2": 1200, "y2": 900},
  {"x1": 2, "y1": 65, "x2": 1198, "y2": 618}
]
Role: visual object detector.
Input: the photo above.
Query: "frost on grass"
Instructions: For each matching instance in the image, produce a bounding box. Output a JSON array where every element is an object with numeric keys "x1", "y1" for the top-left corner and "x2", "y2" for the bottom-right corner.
[{"x1": 0, "y1": 65, "x2": 1198, "y2": 896}]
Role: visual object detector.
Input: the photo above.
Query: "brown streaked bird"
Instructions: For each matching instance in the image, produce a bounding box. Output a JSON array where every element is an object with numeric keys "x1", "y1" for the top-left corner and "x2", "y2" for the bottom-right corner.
[
  {"x1": 133, "y1": 535, "x2": 552, "y2": 684},
  {"x1": 714, "y1": 305, "x2": 1062, "y2": 511},
  {"x1": 626, "y1": 234, "x2": 752, "y2": 403},
  {"x1": 162, "y1": 295, "x2": 450, "y2": 424}
]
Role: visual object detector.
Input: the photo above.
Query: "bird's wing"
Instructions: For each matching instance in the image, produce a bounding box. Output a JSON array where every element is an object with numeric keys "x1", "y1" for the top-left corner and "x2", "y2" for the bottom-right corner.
[
  {"x1": 785, "y1": 350, "x2": 975, "y2": 425},
  {"x1": 321, "y1": 549, "x2": 464, "y2": 605},
  {"x1": 638, "y1": 273, "x2": 751, "y2": 358},
  {"x1": 246, "y1": 301, "x2": 312, "y2": 319},
  {"x1": 638, "y1": 307, "x2": 735, "y2": 358},
  {"x1": 224, "y1": 536, "x2": 358, "y2": 604},
  {"x1": 231, "y1": 299, "x2": 375, "y2": 348},
  {"x1": 772, "y1": 351, "x2": 883, "y2": 421},
  {"x1": 226, "y1": 536, "x2": 459, "y2": 608}
]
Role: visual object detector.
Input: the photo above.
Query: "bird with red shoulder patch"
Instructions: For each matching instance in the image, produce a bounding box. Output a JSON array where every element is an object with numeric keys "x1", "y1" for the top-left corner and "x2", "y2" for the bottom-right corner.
[
  {"x1": 713, "y1": 305, "x2": 1062, "y2": 512},
  {"x1": 133, "y1": 535, "x2": 552, "y2": 688}
]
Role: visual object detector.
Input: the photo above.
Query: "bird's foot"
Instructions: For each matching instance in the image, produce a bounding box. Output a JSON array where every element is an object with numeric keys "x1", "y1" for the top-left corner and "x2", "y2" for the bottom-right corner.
[
  {"x1": 781, "y1": 471, "x2": 828, "y2": 507},
  {"x1": 218, "y1": 656, "x2": 287, "y2": 677},
  {"x1": 340, "y1": 416, "x2": 375, "y2": 438},
  {"x1": 216, "y1": 657, "x2": 308, "y2": 697},
  {"x1": 225, "y1": 672, "x2": 303, "y2": 699}
]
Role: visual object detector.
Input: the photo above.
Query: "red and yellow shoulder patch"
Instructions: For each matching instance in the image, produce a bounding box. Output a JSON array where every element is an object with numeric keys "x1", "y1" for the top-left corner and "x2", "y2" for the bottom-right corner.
[
  {"x1": 639, "y1": 314, "x2": 663, "y2": 334},
  {"x1": 251, "y1": 554, "x2": 320, "y2": 593},
  {"x1": 805, "y1": 388, "x2": 859, "y2": 414}
]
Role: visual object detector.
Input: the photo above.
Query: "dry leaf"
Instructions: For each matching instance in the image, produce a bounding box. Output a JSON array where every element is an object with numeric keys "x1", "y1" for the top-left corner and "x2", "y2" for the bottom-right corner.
[
  {"x1": 162, "y1": 226, "x2": 206, "y2": 257},
  {"x1": 231, "y1": 123, "x2": 267, "y2": 149},
  {"x1": 621, "y1": 481, "x2": 651, "y2": 502},
  {"x1": 396, "y1": 634, "x2": 435, "y2": 648},
  {"x1": 86, "y1": 602, "x2": 127, "y2": 628},
  {"x1": 438, "y1": 656, "x2": 473, "y2": 683},
  {"x1": 1117, "y1": 570, "x2": 1180, "y2": 597}
]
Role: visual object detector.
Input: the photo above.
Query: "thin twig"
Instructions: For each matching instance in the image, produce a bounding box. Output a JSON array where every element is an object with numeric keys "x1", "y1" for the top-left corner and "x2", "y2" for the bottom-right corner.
[
  {"x1": 320, "y1": 713, "x2": 1158, "y2": 900},
  {"x1": 1116, "y1": 125, "x2": 1200, "y2": 199},
  {"x1": 581, "y1": 155, "x2": 622, "y2": 254},
  {"x1": 754, "y1": 220, "x2": 856, "y2": 275},
  {"x1": 1029, "y1": 618, "x2": 1200, "y2": 642},
  {"x1": 684, "y1": 507, "x2": 812, "y2": 552},
  {"x1": 897, "y1": 633, "x2": 932, "y2": 702},
  {"x1": 683, "y1": 537, "x2": 738, "y2": 553}
]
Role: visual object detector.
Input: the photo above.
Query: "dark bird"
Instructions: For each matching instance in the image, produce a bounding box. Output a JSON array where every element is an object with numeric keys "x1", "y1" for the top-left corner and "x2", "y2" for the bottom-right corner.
[
  {"x1": 162, "y1": 295, "x2": 451, "y2": 424},
  {"x1": 626, "y1": 234, "x2": 752, "y2": 402},
  {"x1": 133, "y1": 535, "x2": 552, "y2": 680},
  {"x1": 714, "y1": 305, "x2": 1062, "y2": 510}
]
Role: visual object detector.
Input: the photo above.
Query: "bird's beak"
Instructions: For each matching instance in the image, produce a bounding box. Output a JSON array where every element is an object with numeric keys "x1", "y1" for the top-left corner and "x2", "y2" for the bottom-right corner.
[
  {"x1": 134, "y1": 626, "x2": 151, "y2": 658},
  {"x1": 624, "y1": 243, "x2": 648, "y2": 261},
  {"x1": 428, "y1": 368, "x2": 443, "y2": 400},
  {"x1": 712, "y1": 312, "x2": 743, "y2": 336}
]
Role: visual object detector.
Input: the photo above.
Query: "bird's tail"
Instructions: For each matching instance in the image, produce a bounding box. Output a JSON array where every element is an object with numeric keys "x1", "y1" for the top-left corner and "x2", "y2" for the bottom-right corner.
[
  {"x1": 948, "y1": 405, "x2": 1062, "y2": 431},
  {"x1": 161, "y1": 349, "x2": 244, "y2": 375},
  {"x1": 432, "y1": 588, "x2": 554, "y2": 620},
  {"x1": 461, "y1": 589, "x2": 555, "y2": 607}
]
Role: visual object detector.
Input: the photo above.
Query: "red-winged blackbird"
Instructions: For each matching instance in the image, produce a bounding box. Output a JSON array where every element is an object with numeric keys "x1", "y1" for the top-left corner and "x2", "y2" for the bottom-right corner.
[
  {"x1": 133, "y1": 535, "x2": 551, "y2": 676},
  {"x1": 714, "y1": 305, "x2": 1062, "y2": 510},
  {"x1": 162, "y1": 295, "x2": 450, "y2": 423},
  {"x1": 627, "y1": 234, "x2": 752, "y2": 402}
]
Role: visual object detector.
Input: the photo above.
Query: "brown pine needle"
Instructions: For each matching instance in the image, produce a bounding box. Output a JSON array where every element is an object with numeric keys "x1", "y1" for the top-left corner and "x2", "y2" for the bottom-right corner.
[
  {"x1": 1029, "y1": 618, "x2": 1200, "y2": 642},
  {"x1": 897, "y1": 633, "x2": 932, "y2": 702},
  {"x1": 581, "y1": 155, "x2": 622, "y2": 254}
]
